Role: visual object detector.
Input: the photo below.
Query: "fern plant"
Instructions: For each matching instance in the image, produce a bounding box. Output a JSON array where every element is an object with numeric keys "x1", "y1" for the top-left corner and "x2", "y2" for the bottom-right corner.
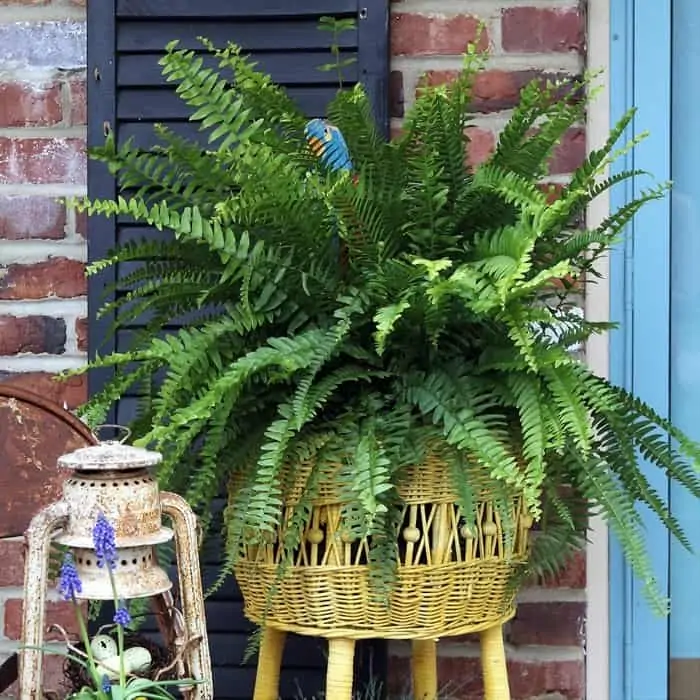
[{"x1": 68, "y1": 37, "x2": 700, "y2": 615}]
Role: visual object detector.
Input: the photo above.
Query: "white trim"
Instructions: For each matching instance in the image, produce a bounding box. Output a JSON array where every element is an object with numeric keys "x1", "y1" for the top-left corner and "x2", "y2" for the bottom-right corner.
[{"x1": 585, "y1": 0, "x2": 611, "y2": 698}]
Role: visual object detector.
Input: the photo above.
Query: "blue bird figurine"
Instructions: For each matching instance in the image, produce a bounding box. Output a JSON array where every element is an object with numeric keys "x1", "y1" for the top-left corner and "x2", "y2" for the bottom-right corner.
[{"x1": 304, "y1": 118, "x2": 353, "y2": 173}]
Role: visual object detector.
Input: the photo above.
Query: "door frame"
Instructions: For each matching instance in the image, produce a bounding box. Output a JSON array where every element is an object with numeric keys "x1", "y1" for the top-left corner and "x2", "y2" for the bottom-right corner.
[
  {"x1": 608, "y1": 0, "x2": 672, "y2": 698},
  {"x1": 585, "y1": 1, "x2": 611, "y2": 698}
]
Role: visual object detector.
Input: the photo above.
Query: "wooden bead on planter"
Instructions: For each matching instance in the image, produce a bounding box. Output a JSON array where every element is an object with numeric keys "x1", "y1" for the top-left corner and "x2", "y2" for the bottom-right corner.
[{"x1": 231, "y1": 454, "x2": 532, "y2": 700}]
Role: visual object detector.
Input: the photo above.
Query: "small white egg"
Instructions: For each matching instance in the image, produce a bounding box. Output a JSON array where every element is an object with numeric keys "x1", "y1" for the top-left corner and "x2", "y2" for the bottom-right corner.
[
  {"x1": 90, "y1": 635, "x2": 118, "y2": 662},
  {"x1": 123, "y1": 646, "x2": 152, "y2": 674},
  {"x1": 95, "y1": 654, "x2": 121, "y2": 681}
]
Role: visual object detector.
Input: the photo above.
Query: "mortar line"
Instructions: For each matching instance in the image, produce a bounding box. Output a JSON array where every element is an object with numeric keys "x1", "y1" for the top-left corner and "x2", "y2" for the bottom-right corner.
[
  {"x1": 0, "y1": 298, "x2": 86, "y2": 315},
  {"x1": 0, "y1": 126, "x2": 86, "y2": 138},
  {"x1": 0, "y1": 240, "x2": 86, "y2": 263},
  {"x1": 0, "y1": 355, "x2": 86, "y2": 372}
]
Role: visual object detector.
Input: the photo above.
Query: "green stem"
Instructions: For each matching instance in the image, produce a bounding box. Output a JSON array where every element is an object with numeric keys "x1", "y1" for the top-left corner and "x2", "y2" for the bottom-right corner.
[
  {"x1": 333, "y1": 36, "x2": 343, "y2": 88},
  {"x1": 73, "y1": 597, "x2": 109, "y2": 700},
  {"x1": 107, "y1": 568, "x2": 127, "y2": 690}
]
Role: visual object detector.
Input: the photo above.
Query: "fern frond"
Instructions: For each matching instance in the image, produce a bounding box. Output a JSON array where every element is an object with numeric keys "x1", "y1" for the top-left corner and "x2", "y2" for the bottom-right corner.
[
  {"x1": 73, "y1": 38, "x2": 693, "y2": 614},
  {"x1": 160, "y1": 42, "x2": 265, "y2": 152},
  {"x1": 576, "y1": 454, "x2": 668, "y2": 615},
  {"x1": 541, "y1": 365, "x2": 592, "y2": 456}
]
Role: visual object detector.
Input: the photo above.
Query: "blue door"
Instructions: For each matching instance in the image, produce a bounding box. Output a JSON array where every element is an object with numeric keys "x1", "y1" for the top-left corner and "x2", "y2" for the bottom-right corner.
[
  {"x1": 610, "y1": 1, "x2": 700, "y2": 698},
  {"x1": 669, "y1": 0, "x2": 700, "y2": 696}
]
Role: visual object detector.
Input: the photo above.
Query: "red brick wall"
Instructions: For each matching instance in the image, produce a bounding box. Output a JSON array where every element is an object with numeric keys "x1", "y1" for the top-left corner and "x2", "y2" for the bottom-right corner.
[
  {"x1": 388, "y1": 1, "x2": 587, "y2": 698},
  {"x1": 0, "y1": 0, "x2": 87, "y2": 693},
  {"x1": 0, "y1": 1, "x2": 588, "y2": 697},
  {"x1": 0, "y1": 0, "x2": 88, "y2": 409}
]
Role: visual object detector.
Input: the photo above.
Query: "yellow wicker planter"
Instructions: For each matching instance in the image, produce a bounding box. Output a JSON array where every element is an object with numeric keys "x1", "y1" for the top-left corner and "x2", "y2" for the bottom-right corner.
[{"x1": 230, "y1": 455, "x2": 532, "y2": 700}]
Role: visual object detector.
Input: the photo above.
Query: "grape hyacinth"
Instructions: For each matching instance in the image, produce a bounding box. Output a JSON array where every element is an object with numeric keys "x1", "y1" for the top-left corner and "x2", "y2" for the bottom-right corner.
[
  {"x1": 58, "y1": 553, "x2": 82, "y2": 601},
  {"x1": 113, "y1": 606, "x2": 131, "y2": 627},
  {"x1": 92, "y1": 511, "x2": 117, "y2": 570},
  {"x1": 101, "y1": 675, "x2": 111, "y2": 693}
]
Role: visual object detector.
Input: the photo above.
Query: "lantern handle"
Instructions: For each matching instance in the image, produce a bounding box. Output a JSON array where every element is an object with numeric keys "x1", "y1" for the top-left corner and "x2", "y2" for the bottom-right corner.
[{"x1": 93, "y1": 424, "x2": 132, "y2": 444}]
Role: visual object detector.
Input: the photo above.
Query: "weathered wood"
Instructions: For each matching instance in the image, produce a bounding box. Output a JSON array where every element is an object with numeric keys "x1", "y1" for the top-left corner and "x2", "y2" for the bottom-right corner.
[
  {"x1": 88, "y1": 1, "x2": 390, "y2": 692},
  {"x1": 117, "y1": 51, "x2": 358, "y2": 88},
  {"x1": 116, "y1": 0, "x2": 357, "y2": 18},
  {"x1": 117, "y1": 86, "x2": 341, "y2": 120},
  {"x1": 117, "y1": 19, "x2": 357, "y2": 52}
]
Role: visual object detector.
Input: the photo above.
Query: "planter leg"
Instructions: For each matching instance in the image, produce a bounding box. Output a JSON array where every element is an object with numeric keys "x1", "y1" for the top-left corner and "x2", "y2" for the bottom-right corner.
[
  {"x1": 253, "y1": 627, "x2": 286, "y2": 700},
  {"x1": 325, "y1": 638, "x2": 356, "y2": 700},
  {"x1": 412, "y1": 639, "x2": 438, "y2": 700},
  {"x1": 480, "y1": 624, "x2": 510, "y2": 700}
]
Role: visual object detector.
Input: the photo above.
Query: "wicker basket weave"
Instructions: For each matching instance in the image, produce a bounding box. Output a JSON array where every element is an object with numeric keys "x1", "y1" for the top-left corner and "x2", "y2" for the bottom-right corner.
[{"x1": 231, "y1": 455, "x2": 531, "y2": 640}]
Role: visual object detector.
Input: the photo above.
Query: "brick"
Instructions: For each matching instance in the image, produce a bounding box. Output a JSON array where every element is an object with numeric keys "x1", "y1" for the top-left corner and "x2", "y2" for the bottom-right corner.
[
  {"x1": 0, "y1": 138, "x2": 86, "y2": 185},
  {"x1": 0, "y1": 258, "x2": 86, "y2": 299},
  {"x1": 390, "y1": 123, "x2": 493, "y2": 168},
  {"x1": 389, "y1": 70, "x2": 404, "y2": 118},
  {"x1": 392, "y1": 13, "x2": 488, "y2": 56},
  {"x1": 0, "y1": 316, "x2": 66, "y2": 355},
  {"x1": 502, "y1": 7, "x2": 584, "y2": 54},
  {"x1": 539, "y1": 182, "x2": 565, "y2": 205},
  {"x1": 549, "y1": 127, "x2": 586, "y2": 175},
  {"x1": 540, "y1": 550, "x2": 586, "y2": 589},
  {"x1": 0, "y1": 196, "x2": 66, "y2": 240},
  {"x1": 4, "y1": 599, "x2": 81, "y2": 640},
  {"x1": 417, "y1": 69, "x2": 460, "y2": 92},
  {"x1": 76, "y1": 316, "x2": 87, "y2": 351},
  {"x1": 537, "y1": 182, "x2": 585, "y2": 231},
  {"x1": 506, "y1": 658, "x2": 585, "y2": 700},
  {"x1": 68, "y1": 75, "x2": 87, "y2": 125},
  {"x1": 466, "y1": 126, "x2": 495, "y2": 168},
  {"x1": 508, "y1": 602, "x2": 586, "y2": 647},
  {"x1": 0, "y1": 21, "x2": 86, "y2": 71},
  {"x1": 388, "y1": 655, "x2": 584, "y2": 700},
  {"x1": 0, "y1": 81, "x2": 62, "y2": 127},
  {"x1": 0, "y1": 371, "x2": 87, "y2": 408},
  {"x1": 419, "y1": 69, "x2": 577, "y2": 114},
  {"x1": 0, "y1": 540, "x2": 24, "y2": 587},
  {"x1": 75, "y1": 208, "x2": 87, "y2": 238}
]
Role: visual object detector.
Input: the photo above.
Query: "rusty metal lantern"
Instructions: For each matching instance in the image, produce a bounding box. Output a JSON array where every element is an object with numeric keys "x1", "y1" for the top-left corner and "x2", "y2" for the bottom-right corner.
[{"x1": 18, "y1": 432, "x2": 213, "y2": 700}]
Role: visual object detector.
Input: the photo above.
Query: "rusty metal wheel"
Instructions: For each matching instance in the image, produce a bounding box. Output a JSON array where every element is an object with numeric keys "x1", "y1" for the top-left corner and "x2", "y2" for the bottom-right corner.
[
  {"x1": 0, "y1": 385, "x2": 97, "y2": 695},
  {"x1": 0, "y1": 385, "x2": 96, "y2": 539}
]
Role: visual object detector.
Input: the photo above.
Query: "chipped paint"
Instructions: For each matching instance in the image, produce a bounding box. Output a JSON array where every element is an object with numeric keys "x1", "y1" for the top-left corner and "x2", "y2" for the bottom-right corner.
[
  {"x1": 18, "y1": 500, "x2": 70, "y2": 700},
  {"x1": 18, "y1": 437, "x2": 213, "y2": 700}
]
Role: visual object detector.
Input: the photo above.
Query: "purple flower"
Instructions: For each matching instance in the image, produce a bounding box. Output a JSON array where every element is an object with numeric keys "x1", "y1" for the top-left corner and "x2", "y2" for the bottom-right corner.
[
  {"x1": 58, "y1": 553, "x2": 82, "y2": 601},
  {"x1": 92, "y1": 512, "x2": 117, "y2": 570},
  {"x1": 113, "y1": 606, "x2": 131, "y2": 627},
  {"x1": 101, "y1": 674, "x2": 111, "y2": 693}
]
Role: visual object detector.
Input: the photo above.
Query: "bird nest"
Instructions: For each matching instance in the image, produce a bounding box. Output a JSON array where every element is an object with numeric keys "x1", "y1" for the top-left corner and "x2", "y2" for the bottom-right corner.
[{"x1": 63, "y1": 630, "x2": 174, "y2": 693}]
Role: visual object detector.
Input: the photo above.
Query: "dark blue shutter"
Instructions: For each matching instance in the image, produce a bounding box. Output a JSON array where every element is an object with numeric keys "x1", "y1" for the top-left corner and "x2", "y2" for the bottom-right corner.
[{"x1": 87, "y1": 2, "x2": 389, "y2": 698}]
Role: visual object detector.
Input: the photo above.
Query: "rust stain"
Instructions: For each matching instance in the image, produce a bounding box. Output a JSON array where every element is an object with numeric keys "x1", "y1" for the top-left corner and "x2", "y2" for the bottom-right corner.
[
  {"x1": 8, "y1": 399, "x2": 213, "y2": 700},
  {"x1": 0, "y1": 386, "x2": 96, "y2": 538}
]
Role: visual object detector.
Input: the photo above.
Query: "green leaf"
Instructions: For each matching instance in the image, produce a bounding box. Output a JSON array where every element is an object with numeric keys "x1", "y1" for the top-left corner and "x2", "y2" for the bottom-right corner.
[
  {"x1": 373, "y1": 299, "x2": 410, "y2": 354},
  {"x1": 73, "y1": 42, "x2": 691, "y2": 619}
]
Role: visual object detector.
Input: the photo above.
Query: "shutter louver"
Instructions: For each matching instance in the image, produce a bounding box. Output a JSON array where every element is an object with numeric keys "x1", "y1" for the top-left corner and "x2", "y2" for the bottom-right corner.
[{"x1": 87, "y1": 2, "x2": 389, "y2": 698}]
